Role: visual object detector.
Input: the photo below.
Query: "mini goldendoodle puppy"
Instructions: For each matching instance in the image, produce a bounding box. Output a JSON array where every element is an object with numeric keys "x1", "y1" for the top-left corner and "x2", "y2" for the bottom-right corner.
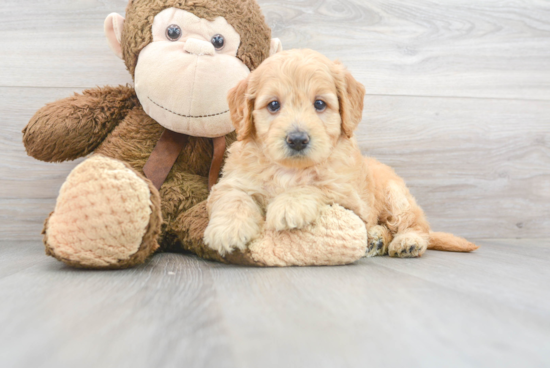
[{"x1": 204, "y1": 49, "x2": 478, "y2": 258}]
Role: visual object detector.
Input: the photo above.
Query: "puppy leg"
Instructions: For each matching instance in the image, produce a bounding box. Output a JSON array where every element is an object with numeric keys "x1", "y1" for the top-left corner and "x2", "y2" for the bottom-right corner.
[
  {"x1": 265, "y1": 187, "x2": 323, "y2": 231},
  {"x1": 204, "y1": 189, "x2": 263, "y2": 256},
  {"x1": 389, "y1": 231, "x2": 429, "y2": 258},
  {"x1": 366, "y1": 225, "x2": 392, "y2": 258},
  {"x1": 384, "y1": 181, "x2": 431, "y2": 258}
]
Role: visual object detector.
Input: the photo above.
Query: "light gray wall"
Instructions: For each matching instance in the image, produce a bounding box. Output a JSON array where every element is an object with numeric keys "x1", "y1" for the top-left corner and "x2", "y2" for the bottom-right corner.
[{"x1": 1, "y1": 0, "x2": 549, "y2": 241}]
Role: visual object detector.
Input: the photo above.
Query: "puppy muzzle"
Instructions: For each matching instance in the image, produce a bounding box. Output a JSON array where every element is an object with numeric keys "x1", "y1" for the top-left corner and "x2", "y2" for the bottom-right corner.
[{"x1": 286, "y1": 131, "x2": 310, "y2": 153}]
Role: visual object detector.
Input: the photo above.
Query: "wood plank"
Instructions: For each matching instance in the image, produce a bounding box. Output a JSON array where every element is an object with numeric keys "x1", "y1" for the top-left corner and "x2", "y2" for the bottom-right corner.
[
  {"x1": 0, "y1": 246, "x2": 236, "y2": 368},
  {"x1": 1, "y1": 0, "x2": 549, "y2": 101},
  {"x1": 358, "y1": 94, "x2": 550, "y2": 238},
  {"x1": 0, "y1": 87, "x2": 84, "y2": 240},
  {"x1": 262, "y1": 0, "x2": 550, "y2": 100},
  {"x1": 2, "y1": 86, "x2": 548, "y2": 240},
  {"x1": 0, "y1": 240, "x2": 548, "y2": 368},
  {"x1": 210, "y1": 244, "x2": 550, "y2": 367},
  {"x1": 0, "y1": 0, "x2": 132, "y2": 88}
]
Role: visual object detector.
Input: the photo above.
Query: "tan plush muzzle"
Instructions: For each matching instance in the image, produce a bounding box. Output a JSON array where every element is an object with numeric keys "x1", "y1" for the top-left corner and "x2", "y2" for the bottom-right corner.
[{"x1": 134, "y1": 8, "x2": 250, "y2": 137}]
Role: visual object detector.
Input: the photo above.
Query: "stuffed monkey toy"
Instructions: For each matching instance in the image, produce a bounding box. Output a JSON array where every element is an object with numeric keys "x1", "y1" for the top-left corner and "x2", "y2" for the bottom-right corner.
[{"x1": 23, "y1": 0, "x2": 368, "y2": 269}]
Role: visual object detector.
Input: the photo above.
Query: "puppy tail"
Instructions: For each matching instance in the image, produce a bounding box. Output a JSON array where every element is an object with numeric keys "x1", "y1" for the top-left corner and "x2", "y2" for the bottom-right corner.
[{"x1": 428, "y1": 232, "x2": 479, "y2": 253}]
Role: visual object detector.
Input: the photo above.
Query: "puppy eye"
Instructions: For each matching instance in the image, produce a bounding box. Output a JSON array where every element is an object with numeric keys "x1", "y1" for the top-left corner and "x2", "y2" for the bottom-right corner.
[
  {"x1": 267, "y1": 101, "x2": 281, "y2": 113},
  {"x1": 314, "y1": 100, "x2": 327, "y2": 112},
  {"x1": 166, "y1": 25, "x2": 182, "y2": 41},
  {"x1": 211, "y1": 34, "x2": 225, "y2": 50}
]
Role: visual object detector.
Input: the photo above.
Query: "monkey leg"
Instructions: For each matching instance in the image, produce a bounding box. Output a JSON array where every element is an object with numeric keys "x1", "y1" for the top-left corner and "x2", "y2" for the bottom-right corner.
[
  {"x1": 143, "y1": 169, "x2": 252, "y2": 264},
  {"x1": 174, "y1": 203, "x2": 367, "y2": 267},
  {"x1": 156, "y1": 171, "x2": 217, "y2": 255},
  {"x1": 171, "y1": 201, "x2": 232, "y2": 264},
  {"x1": 43, "y1": 155, "x2": 162, "y2": 269}
]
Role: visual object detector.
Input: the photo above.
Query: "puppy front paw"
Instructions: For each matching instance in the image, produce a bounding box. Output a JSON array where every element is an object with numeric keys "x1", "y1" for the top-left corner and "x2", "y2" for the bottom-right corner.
[
  {"x1": 366, "y1": 225, "x2": 392, "y2": 258},
  {"x1": 204, "y1": 215, "x2": 261, "y2": 256},
  {"x1": 265, "y1": 196, "x2": 320, "y2": 231}
]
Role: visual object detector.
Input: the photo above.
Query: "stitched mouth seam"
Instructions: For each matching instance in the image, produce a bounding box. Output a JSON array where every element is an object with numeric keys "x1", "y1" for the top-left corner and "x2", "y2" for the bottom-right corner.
[{"x1": 148, "y1": 97, "x2": 229, "y2": 119}]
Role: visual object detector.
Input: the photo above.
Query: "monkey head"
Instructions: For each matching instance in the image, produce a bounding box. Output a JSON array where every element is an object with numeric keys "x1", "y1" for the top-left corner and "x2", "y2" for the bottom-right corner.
[{"x1": 104, "y1": 0, "x2": 282, "y2": 138}]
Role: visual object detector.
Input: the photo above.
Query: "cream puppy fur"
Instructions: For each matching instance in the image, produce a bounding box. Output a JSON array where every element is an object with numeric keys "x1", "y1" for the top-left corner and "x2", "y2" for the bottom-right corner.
[{"x1": 204, "y1": 49, "x2": 478, "y2": 258}]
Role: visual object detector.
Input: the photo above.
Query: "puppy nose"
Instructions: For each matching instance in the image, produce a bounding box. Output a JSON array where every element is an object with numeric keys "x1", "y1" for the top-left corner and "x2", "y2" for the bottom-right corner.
[
  {"x1": 286, "y1": 132, "x2": 310, "y2": 152},
  {"x1": 184, "y1": 38, "x2": 215, "y2": 56}
]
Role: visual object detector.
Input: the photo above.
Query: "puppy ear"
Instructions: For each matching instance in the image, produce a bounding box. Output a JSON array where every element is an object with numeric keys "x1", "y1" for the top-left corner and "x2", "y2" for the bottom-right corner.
[
  {"x1": 228, "y1": 78, "x2": 255, "y2": 141},
  {"x1": 335, "y1": 63, "x2": 366, "y2": 138}
]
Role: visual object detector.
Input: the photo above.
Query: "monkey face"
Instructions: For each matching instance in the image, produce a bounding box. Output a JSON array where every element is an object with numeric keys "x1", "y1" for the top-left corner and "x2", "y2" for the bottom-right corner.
[{"x1": 132, "y1": 8, "x2": 250, "y2": 137}]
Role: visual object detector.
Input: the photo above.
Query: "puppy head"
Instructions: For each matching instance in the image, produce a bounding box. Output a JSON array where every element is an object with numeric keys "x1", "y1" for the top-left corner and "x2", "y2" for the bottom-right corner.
[{"x1": 228, "y1": 49, "x2": 365, "y2": 168}]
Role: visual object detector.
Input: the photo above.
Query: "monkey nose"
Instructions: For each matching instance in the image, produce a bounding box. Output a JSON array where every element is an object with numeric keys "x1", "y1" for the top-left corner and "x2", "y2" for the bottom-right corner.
[{"x1": 184, "y1": 38, "x2": 215, "y2": 56}]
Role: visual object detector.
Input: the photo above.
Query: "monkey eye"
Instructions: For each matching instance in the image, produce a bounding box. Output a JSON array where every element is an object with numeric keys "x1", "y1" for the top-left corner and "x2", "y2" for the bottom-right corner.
[
  {"x1": 314, "y1": 100, "x2": 327, "y2": 112},
  {"x1": 267, "y1": 100, "x2": 281, "y2": 113},
  {"x1": 166, "y1": 25, "x2": 182, "y2": 41},
  {"x1": 211, "y1": 34, "x2": 225, "y2": 50}
]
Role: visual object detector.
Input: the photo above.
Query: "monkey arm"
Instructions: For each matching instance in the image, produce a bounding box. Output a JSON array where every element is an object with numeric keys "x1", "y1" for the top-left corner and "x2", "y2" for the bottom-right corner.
[{"x1": 23, "y1": 85, "x2": 139, "y2": 162}]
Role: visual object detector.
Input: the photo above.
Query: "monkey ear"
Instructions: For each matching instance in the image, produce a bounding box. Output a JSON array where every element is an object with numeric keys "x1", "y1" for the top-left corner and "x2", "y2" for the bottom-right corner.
[
  {"x1": 228, "y1": 78, "x2": 255, "y2": 141},
  {"x1": 104, "y1": 13, "x2": 125, "y2": 59},
  {"x1": 270, "y1": 38, "x2": 283, "y2": 57},
  {"x1": 334, "y1": 62, "x2": 366, "y2": 138}
]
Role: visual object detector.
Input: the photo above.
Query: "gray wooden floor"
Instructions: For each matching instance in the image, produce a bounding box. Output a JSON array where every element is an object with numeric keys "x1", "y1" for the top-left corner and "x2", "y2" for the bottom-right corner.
[
  {"x1": 1, "y1": 1, "x2": 550, "y2": 367},
  {"x1": 1, "y1": 239, "x2": 549, "y2": 368}
]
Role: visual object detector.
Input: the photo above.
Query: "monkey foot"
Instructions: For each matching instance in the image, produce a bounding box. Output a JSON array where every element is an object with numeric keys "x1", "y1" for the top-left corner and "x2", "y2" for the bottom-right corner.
[
  {"x1": 246, "y1": 205, "x2": 367, "y2": 266},
  {"x1": 44, "y1": 155, "x2": 161, "y2": 269},
  {"x1": 174, "y1": 203, "x2": 367, "y2": 267}
]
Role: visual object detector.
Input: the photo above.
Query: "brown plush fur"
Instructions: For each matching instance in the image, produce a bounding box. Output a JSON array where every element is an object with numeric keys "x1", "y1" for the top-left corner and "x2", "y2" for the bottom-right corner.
[
  {"x1": 122, "y1": 0, "x2": 272, "y2": 77},
  {"x1": 171, "y1": 200, "x2": 265, "y2": 265},
  {"x1": 23, "y1": 0, "x2": 272, "y2": 269},
  {"x1": 23, "y1": 85, "x2": 139, "y2": 162},
  {"x1": 205, "y1": 49, "x2": 478, "y2": 258}
]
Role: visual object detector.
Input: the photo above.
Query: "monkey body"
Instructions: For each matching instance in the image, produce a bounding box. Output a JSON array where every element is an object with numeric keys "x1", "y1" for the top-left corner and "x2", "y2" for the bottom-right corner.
[
  {"x1": 22, "y1": 0, "x2": 270, "y2": 268},
  {"x1": 23, "y1": 0, "x2": 369, "y2": 269},
  {"x1": 24, "y1": 84, "x2": 231, "y2": 267},
  {"x1": 93, "y1": 100, "x2": 236, "y2": 261}
]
